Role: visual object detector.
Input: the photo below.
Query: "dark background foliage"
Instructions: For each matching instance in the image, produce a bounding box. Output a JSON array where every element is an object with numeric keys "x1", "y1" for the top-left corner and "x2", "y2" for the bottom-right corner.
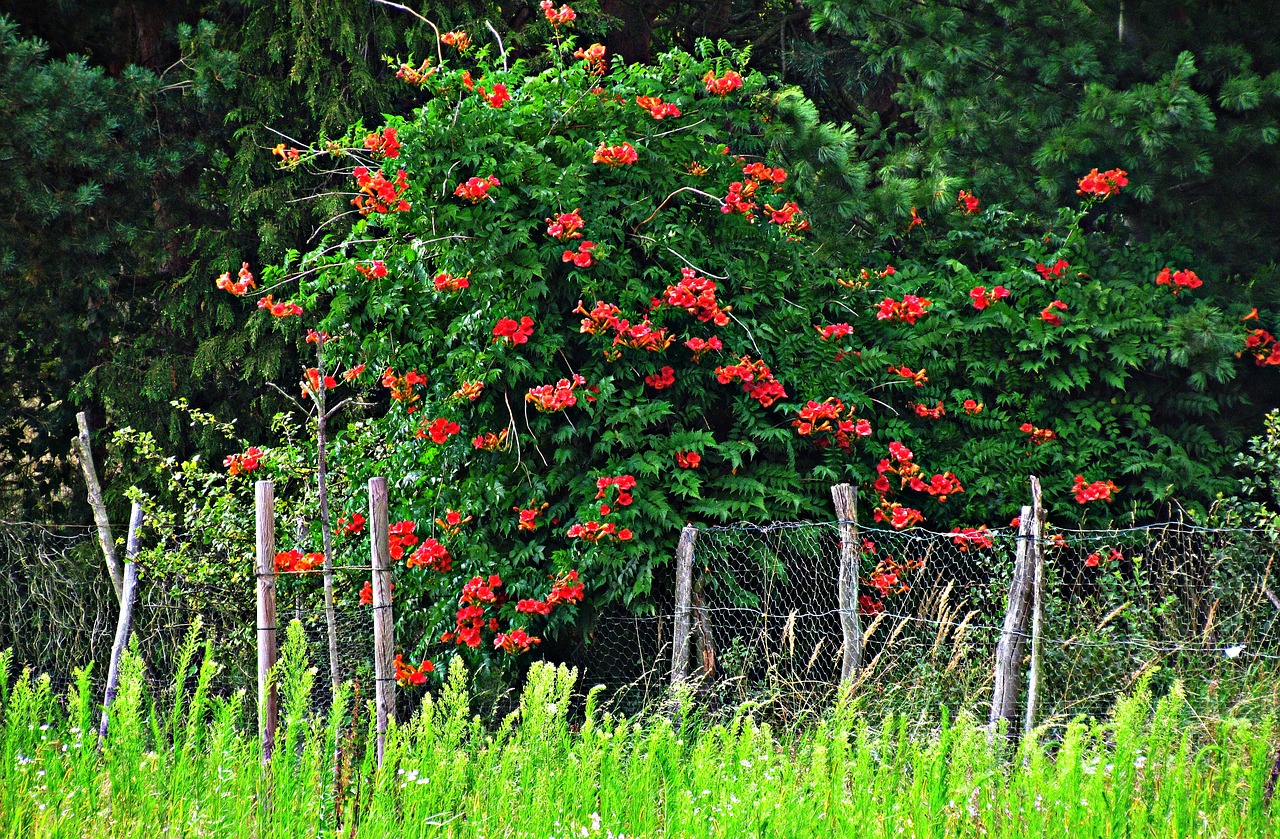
[{"x1": 1, "y1": 0, "x2": 1277, "y2": 525}]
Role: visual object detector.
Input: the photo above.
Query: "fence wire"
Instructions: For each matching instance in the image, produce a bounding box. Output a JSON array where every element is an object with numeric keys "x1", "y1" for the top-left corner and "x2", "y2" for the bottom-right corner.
[
  {"x1": 6, "y1": 517, "x2": 1280, "y2": 726},
  {"x1": 677, "y1": 520, "x2": 1280, "y2": 724}
]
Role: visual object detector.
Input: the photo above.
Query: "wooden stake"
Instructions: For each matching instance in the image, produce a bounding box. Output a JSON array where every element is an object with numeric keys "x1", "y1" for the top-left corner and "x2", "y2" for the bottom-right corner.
[
  {"x1": 670, "y1": 525, "x2": 697, "y2": 687},
  {"x1": 98, "y1": 502, "x2": 143, "y2": 746},
  {"x1": 369, "y1": 476, "x2": 395, "y2": 767},
  {"x1": 990, "y1": 503, "x2": 1034, "y2": 734},
  {"x1": 256, "y1": 480, "x2": 278, "y2": 763},
  {"x1": 1024, "y1": 476, "x2": 1045, "y2": 738},
  {"x1": 831, "y1": 483, "x2": 863, "y2": 682},
  {"x1": 73, "y1": 411, "x2": 123, "y2": 602}
]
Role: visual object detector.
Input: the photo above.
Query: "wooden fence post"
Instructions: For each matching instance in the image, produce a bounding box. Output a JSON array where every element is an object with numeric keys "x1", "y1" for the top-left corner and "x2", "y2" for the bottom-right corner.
[
  {"x1": 989, "y1": 502, "x2": 1035, "y2": 734},
  {"x1": 98, "y1": 502, "x2": 143, "y2": 746},
  {"x1": 831, "y1": 483, "x2": 863, "y2": 683},
  {"x1": 369, "y1": 476, "x2": 395, "y2": 767},
  {"x1": 1024, "y1": 476, "x2": 1045, "y2": 738},
  {"x1": 670, "y1": 525, "x2": 697, "y2": 688},
  {"x1": 73, "y1": 411, "x2": 124, "y2": 603},
  {"x1": 256, "y1": 480, "x2": 278, "y2": 763}
]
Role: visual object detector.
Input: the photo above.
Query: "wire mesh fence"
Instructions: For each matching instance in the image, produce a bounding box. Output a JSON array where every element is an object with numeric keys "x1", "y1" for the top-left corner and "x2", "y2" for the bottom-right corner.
[
  {"x1": 5, "y1": 511, "x2": 1280, "y2": 728},
  {"x1": 678, "y1": 518, "x2": 1280, "y2": 726}
]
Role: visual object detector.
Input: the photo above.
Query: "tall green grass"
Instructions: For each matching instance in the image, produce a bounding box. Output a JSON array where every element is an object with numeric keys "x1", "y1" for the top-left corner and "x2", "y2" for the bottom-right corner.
[{"x1": 1, "y1": 623, "x2": 1277, "y2": 838}]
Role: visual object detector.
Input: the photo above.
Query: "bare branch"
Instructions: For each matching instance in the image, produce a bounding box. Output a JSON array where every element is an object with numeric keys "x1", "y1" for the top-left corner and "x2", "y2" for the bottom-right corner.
[
  {"x1": 370, "y1": 0, "x2": 444, "y2": 66},
  {"x1": 485, "y1": 20, "x2": 508, "y2": 72}
]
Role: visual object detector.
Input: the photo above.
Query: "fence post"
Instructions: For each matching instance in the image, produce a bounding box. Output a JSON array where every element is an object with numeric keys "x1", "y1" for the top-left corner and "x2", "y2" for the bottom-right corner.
[
  {"x1": 98, "y1": 502, "x2": 143, "y2": 746},
  {"x1": 670, "y1": 525, "x2": 698, "y2": 688},
  {"x1": 255, "y1": 480, "x2": 278, "y2": 764},
  {"x1": 74, "y1": 411, "x2": 124, "y2": 603},
  {"x1": 989, "y1": 502, "x2": 1034, "y2": 734},
  {"x1": 831, "y1": 483, "x2": 863, "y2": 683},
  {"x1": 369, "y1": 476, "x2": 395, "y2": 767},
  {"x1": 1024, "y1": 475, "x2": 1045, "y2": 737}
]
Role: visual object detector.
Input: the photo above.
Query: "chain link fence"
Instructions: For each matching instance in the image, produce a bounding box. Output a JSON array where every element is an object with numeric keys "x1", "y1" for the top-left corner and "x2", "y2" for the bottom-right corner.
[{"x1": 5, "y1": 512, "x2": 1280, "y2": 727}]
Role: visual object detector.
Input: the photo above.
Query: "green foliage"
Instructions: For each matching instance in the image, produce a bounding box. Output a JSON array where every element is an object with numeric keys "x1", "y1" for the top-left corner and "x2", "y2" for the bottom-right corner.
[
  {"x1": 0, "y1": 15, "x2": 173, "y2": 515},
  {"x1": 214, "y1": 20, "x2": 1263, "y2": 675}
]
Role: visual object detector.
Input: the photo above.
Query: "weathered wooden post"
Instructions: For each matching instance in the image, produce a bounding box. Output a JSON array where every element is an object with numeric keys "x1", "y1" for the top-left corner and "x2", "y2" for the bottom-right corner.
[
  {"x1": 255, "y1": 480, "x2": 278, "y2": 763},
  {"x1": 1024, "y1": 476, "x2": 1046, "y2": 737},
  {"x1": 989, "y1": 501, "x2": 1035, "y2": 734},
  {"x1": 369, "y1": 476, "x2": 395, "y2": 767},
  {"x1": 670, "y1": 525, "x2": 698, "y2": 687},
  {"x1": 831, "y1": 483, "x2": 863, "y2": 683},
  {"x1": 73, "y1": 411, "x2": 124, "y2": 602},
  {"x1": 98, "y1": 502, "x2": 143, "y2": 746}
]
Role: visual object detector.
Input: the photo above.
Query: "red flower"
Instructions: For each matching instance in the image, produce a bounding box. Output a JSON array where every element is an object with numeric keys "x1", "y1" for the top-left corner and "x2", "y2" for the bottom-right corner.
[
  {"x1": 890, "y1": 365, "x2": 928, "y2": 387},
  {"x1": 1072, "y1": 474, "x2": 1119, "y2": 504},
  {"x1": 394, "y1": 654, "x2": 434, "y2": 686},
  {"x1": 302, "y1": 368, "x2": 338, "y2": 398},
  {"x1": 957, "y1": 190, "x2": 979, "y2": 214},
  {"x1": 547, "y1": 570, "x2": 584, "y2": 605},
  {"x1": 1077, "y1": 167, "x2": 1128, "y2": 198},
  {"x1": 546, "y1": 209, "x2": 585, "y2": 241},
  {"x1": 434, "y1": 272, "x2": 470, "y2": 292},
  {"x1": 441, "y1": 30, "x2": 471, "y2": 51},
  {"x1": 911, "y1": 402, "x2": 943, "y2": 419},
  {"x1": 908, "y1": 471, "x2": 964, "y2": 502},
  {"x1": 962, "y1": 399, "x2": 983, "y2": 416},
  {"x1": 684, "y1": 335, "x2": 723, "y2": 360},
  {"x1": 342, "y1": 364, "x2": 366, "y2": 382},
  {"x1": 1155, "y1": 267, "x2": 1203, "y2": 296},
  {"x1": 418, "y1": 417, "x2": 461, "y2": 444},
  {"x1": 224, "y1": 446, "x2": 264, "y2": 476},
  {"x1": 454, "y1": 175, "x2": 500, "y2": 203},
  {"x1": 516, "y1": 599, "x2": 553, "y2": 615},
  {"x1": 636, "y1": 95, "x2": 680, "y2": 119},
  {"x1": 715, "y1": 355, "x2": 787, "y2": 407},
  {"x1": 593, "y1": 142, "x2": 638, "y2": 166},
  {"x1": 562, "y1": 241, "x2": 596, "y2": 268},
  {"x1": 351, "y1": 167, "x2": 410, "y2": 214},
  {"x1": 215, "y1": 262, "x2": 256, "y2": 296},
  {"x1": 407, "y1": 537, "x2": 452, "y2": 572},
  {"x1": 872, "y1": 503, "x2": 924, "y2": 530},
  {"x1": 494, "y1": 628, "x2": 541, "y2": 654},
  {"x1": 1039, "y1": 300, "x2": 1068, "y2": 325},
  {"x1": 644, "y1": 366, "x2": 676, "y2": 390},
  {"x1": 950, "y1": 526, "x2": 993, "y2": 551},
  {"x1": 742, "y1": 162, "x2": 787, "y2": 185},
  {"x1": 816, "y1": 323, "x2": 854, "y2": 341},
  {"x1": 256, "y1": 294, "x2": 303, "y2": 318},
  {"x1": 1036, "y1": 259, "x2": 1069, "y2": 280},
  {"x1": 481, "y1": 82, "x2": 511, "y2": 108},
  {"x1": 338, "y1": 512, "x2": 366, "y2": 535},
  {"x1": 515, "y1": 502, "x2": 549, "y2": 531},
  {"x1": 877, "y1": 294, "x2": 932, "y2": 324},
  {"x1": 1019, "y1": 422, "x2": 1058, "y2": 445},
  {"x1": 703, "y1": 69, "x2": 743, "y2": 96},
  {"x1": 969, "y1": 286, "x2": 1010, "y2": 311},
  {"x1": 274, "y1": 549, "x2": 324, "y2": 573},
  {"x1": 358, "y1": 579, "x2": 391, "y2": 605},
  {"x1": 665, "y1": 268, "x2": 731, "y2": 325},
  {"x1": 674, "y1": 451, "x2": 701, "y2": 469},
  {"x1": 363, "y1": 127, "x2": 401, "y2": 159},
  {"x1": 388, "y1": 520, "x2": 418, "y2": 560},
  {"x1": 540, "y1": 0, "x2": 576, "y2": 26},
  {"x1": 858, "y1": 595, "x2": 885, "y2": 616},
  {"x1": 472, "y1": 429, "x2": 508, "y2": 451},
  {"x1": 493, "y1": 316, "x2": 535, "y2": 345},
  {"x1": 526, "y1": 374, "x2": 589, "y2": 412},
  {"x1": 573, "y1": 43, "x2": 606, "y2": 74}
]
